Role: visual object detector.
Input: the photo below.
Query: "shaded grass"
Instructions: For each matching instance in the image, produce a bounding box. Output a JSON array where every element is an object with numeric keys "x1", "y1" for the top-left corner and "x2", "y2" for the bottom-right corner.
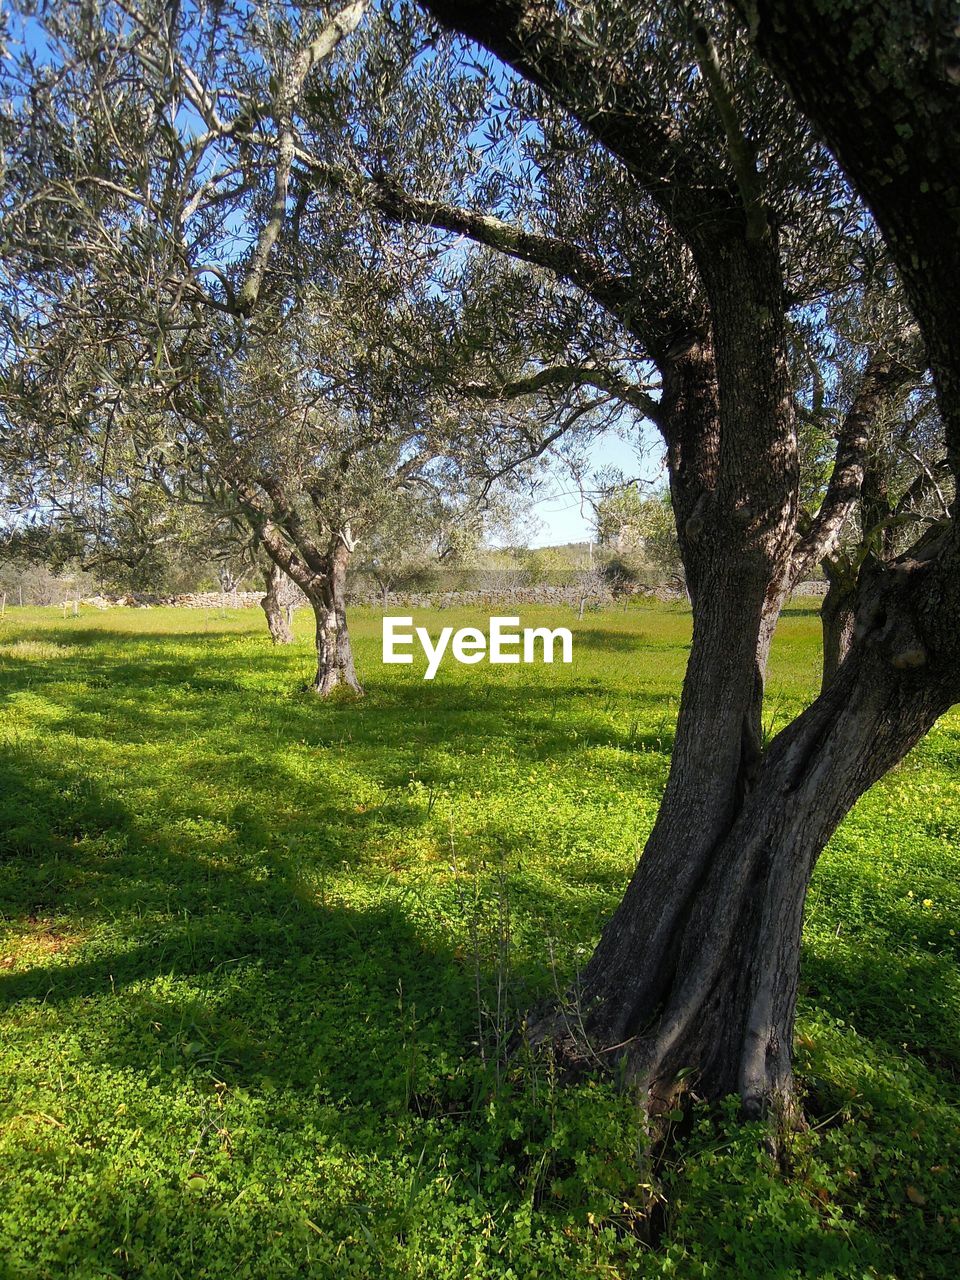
[{"x1": 0, "y1": 600, "x2": 957, "y2": 1278}]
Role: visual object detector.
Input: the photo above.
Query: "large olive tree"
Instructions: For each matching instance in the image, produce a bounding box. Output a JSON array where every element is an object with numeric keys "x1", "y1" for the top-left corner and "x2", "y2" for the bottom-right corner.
[{"x1": 315, "y1": 0, "x2": 959, "y2": 1120}]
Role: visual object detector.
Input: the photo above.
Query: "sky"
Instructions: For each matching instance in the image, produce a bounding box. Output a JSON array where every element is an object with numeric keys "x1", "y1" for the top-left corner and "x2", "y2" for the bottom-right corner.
[{"x1": 525, "y1": 422, "x2": 665, "y2": 547}]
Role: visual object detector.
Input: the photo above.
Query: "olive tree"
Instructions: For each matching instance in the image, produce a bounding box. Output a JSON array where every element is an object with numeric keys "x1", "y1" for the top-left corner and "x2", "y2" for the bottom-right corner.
[
  {"x1": 0, "y1": 0, "x2": 627, "y2": 691},
  {"x1": 310, "y1": 0, "x2": 960, "y2": 1120}
]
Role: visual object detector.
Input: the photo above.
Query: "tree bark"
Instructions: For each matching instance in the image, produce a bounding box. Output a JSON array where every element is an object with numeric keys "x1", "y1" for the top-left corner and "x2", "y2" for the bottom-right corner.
[
  {"x1": 261, "y1": 563, "x2": 295, "y2": 644},
  {"x1": 819, "y1": 558, "x2": 858, "y2": 691},
  {"x1": 308, "y1": 539, "x2": 362, "y2": 696},
  {"x1": 582, "y1": 234, "x2": 799, "y2": 1038}
]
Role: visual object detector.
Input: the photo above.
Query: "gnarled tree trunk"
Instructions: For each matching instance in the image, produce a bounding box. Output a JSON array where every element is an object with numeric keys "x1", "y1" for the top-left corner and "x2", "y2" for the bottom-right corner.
[
  {"x1": 261, "y1": 563, "x2": 295, "y2": 644},
  {"x1": 307, "y1": 539, "x2": 362, "y2": 696},
  {"x1": 258, "y1": 522, "x2": 363, "y2": 697},
  {"x1": 589, "y1": 231, "x2": 801, "y2": 1020},
  {"x1": 522, "y1": 208, "x2": 952, "y2": 1122},
  {"x1": 408, "y1": 0, "x2": 960, "y2": 1126},
  {"x1": 533, "y1": 545, "x2": 959, "y2": 1118}
]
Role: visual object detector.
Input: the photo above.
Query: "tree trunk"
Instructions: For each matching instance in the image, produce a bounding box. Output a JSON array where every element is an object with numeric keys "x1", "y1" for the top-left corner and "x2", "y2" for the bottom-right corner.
[
  {"x1": 526, "y1": 233, "x2": 953, "y2": 1124},
  {"x1": 582, "y1": 238, "x2": 800, "y2": 1042},
  {"x1": 256, "y1": 524, "x2": 363, "y2": 697},
  {"x1": 820, "y1": 567, "x2": 855, "y2": 691},
  {"x1": 261, "y1": 563, "x2": 294, "y2": 645},
  {"x1": 308, "y1": 540, "x2": 362, "y2": 696},
  {"x1": 533, "y1": 551, "x2": 959, "y2": 1118}
]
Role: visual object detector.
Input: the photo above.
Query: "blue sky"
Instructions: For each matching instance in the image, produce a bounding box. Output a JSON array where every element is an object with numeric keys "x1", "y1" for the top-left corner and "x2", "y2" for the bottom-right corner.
[{"x1": 527, "y1": 421, "x2": 664, "y2": 546}]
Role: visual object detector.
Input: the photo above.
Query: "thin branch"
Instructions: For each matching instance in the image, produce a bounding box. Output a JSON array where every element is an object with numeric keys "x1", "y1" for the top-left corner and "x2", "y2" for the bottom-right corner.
[
  {"x1": 690, "y1": 15, "x2": 767, "y2": 241},
  {"x1": 462, "y1": 363, "x2": 663, "y2": 426}
]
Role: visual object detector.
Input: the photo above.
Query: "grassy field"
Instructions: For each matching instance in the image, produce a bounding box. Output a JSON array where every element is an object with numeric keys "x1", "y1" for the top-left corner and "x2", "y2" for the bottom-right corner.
[{"x1": 0, "y1": 601, "x2": 958, "y2": 1279}]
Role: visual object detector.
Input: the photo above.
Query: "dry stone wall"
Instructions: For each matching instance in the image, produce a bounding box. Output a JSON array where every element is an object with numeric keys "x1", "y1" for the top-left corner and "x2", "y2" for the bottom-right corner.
[{"x1": 73, "y1": 581, "x2": 826, "y2": 610}]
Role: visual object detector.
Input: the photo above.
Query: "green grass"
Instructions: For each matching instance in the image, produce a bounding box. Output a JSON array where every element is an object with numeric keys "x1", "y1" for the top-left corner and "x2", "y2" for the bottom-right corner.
[{"x1": 0, "y1": 601, "x2": 957, "y2": 1279}]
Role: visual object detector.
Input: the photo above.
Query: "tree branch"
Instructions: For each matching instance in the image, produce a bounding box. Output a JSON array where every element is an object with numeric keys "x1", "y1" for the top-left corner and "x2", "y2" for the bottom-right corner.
[
  {"x1": 462, "y1": 363, "x2": 664, "y2": 426},
  {"x1": 892, "y1": 455, "x2": 952, "y2": 521},
  {"x1": 235, "y1": 1, "x2": 369, "y2": 316},
  {"x1": 418, "y1": 0, "x2": 723, "y2": 223},
  {"x1": 301, "y1": 160, "x2": 646, "y2": 340},
  {"x1": 792, "y1": 348, "x2": 916, "y2": 578}
]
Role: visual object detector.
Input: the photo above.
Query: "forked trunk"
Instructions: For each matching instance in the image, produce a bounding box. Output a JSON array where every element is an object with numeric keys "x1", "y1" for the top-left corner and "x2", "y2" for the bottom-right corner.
[
  {"x1": 309, "y1": 541, "x2": 362, "y2": 696},
  {"x1": 258, "y1": 525, "x2": 363, "y2": 696},
  {"x1": 527, "y1": 233, "x2": 956, "y2": 1122},
  {"x1": 536, "y1": 557, "x2": 958, "y2": 1121},
  {"x1": 261, "y1": 563, "x2": 294, "y2": 645},
  {"x1": 566, "y1": 239, "x2": 801, "y2": 1071}
]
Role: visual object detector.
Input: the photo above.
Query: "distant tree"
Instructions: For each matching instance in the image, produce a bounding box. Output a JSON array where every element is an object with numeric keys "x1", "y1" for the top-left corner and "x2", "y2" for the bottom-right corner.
[
  {"x1": 0, "y1": 0, "x2": 369, "y2": 667},
  {"x1": 523, "y1": 543, "x2": 579, "y2": 583},
  {"x1": 593, "y1": 483, "x2": 684, "y2": 590},
  {"x1": 0, "y1": 455, "x2": 257, "y2": 598}
]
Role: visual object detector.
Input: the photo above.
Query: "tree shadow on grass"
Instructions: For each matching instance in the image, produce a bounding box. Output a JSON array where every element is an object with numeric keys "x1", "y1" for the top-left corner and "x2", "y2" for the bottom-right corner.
[
  {"x1": 0, "y1": 740, "x2": 486, "y2": 1110},
  {"x1": 566, "y1": 626, "x2": 686, "y2": 654},
  {"x1": 3, "y1": 632, "x2": 677, "y2": 770}
]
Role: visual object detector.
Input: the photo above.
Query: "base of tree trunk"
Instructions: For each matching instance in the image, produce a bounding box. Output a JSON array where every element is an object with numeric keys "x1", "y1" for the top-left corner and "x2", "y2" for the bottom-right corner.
[
  {"x1": 263, "y1": 601, "x2": 294, "y2": 645},
  {"x1": 311, "y1": 667, "x2": 364, "y2": 697},
  {"x1": 522, "y1": 1003, "x2": 803, "y2": 1125}
]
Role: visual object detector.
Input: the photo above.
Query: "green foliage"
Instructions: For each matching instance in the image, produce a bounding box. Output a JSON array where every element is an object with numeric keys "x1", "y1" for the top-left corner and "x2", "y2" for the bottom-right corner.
[
  {"x1": 593, "y1": 488, "x2": 682, "y2": 586},
  {"x1": 0, "y1": 602, "x2": 957, "y2": 1277}
]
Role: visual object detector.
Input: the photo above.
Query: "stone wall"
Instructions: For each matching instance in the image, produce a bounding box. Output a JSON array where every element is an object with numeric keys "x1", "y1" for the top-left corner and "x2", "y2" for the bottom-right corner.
[
  {"x1": 74, "y1": 580, "x2": 825, "y2": 610},
  {"x1": 80, "y1": 591, "x2": 265, "y2": 609}
]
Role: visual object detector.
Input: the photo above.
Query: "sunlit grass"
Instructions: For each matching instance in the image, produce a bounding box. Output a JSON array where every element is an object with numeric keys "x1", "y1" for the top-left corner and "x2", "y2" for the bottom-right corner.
[{"x1": 0, "y1": 601, "x2": 957, "y2": 1278}]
